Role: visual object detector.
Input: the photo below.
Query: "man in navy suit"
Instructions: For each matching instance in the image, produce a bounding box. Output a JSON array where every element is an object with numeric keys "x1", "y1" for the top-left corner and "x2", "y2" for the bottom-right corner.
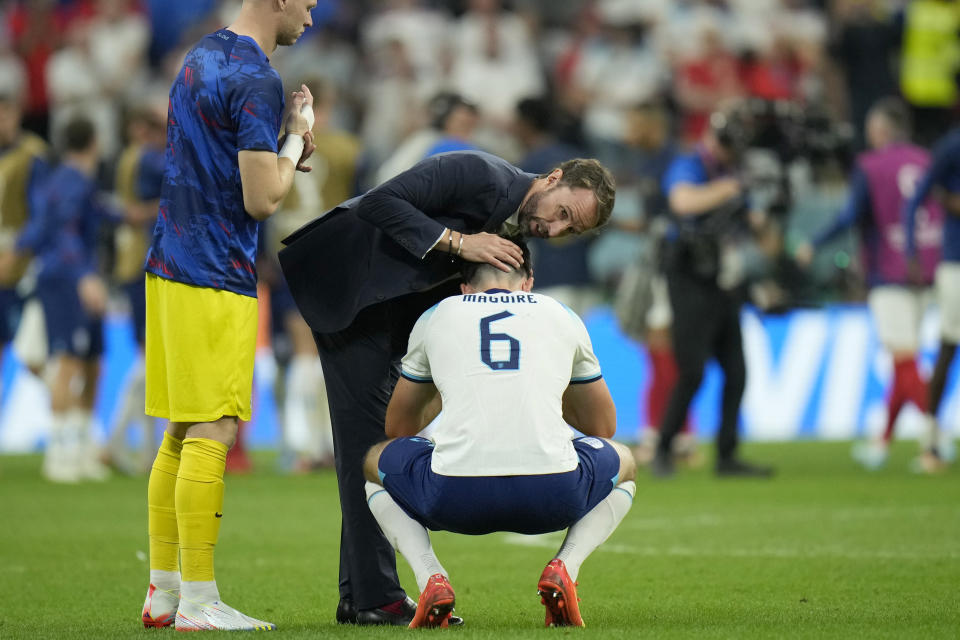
[{"x1": 279, "y1": 150, "x2": 615, "y2": 626}]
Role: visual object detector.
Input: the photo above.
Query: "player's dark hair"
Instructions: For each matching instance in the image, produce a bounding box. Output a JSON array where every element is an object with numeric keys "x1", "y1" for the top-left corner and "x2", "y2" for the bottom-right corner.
[
  {"x1": 542, "y1": 158, "x2": 616, "y2": 228},
  {"x1": 460, "y1": 234, "x2": 532, "y2": 285},
  {"x1": 869, "y1": 96, "x2": 912, "y2": 141},
  {"x1": 63, "y1": 116, "x2": 96, "y2": 152}
]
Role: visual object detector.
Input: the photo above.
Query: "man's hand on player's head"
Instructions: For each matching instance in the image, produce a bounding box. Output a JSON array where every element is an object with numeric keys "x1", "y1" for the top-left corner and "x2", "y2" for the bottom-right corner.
[{"x1": 459, "y1": 232, "x2": 524, "y2": 273}]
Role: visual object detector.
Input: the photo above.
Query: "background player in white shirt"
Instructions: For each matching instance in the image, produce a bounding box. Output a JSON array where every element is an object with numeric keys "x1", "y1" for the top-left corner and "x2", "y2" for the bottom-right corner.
[{"x1": 362, "y1": 237, "x2": 636, "y2": 629}]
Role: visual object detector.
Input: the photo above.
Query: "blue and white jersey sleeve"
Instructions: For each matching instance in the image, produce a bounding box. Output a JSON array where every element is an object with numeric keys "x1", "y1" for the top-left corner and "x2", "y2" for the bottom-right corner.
[
  {"x1": 400, "y1": 307, "x2": 435, "y2": 383},
  {"x1": 231, "y1": 71, "x2": 283, "y2": 153},
  {"x1": 566, "y1": 307, "x2": 602, "y2": 384}
]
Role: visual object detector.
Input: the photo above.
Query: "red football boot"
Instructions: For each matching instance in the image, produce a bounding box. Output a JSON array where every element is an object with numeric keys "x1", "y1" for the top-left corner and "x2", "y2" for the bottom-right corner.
[
  {"x1": 408, "y1": 574, "x2": 456, "y2": 629},
  {"x1": 537, "y1": 559, "x2": 584, "y2": 627}
]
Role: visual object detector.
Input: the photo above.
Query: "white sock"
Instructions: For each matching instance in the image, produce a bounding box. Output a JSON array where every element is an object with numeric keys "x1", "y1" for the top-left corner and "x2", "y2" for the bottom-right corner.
[
  {"x1": 555, "y1": 481, "x2": 636, "y2": 581},
  {"x1": 364, "y1": 481, "x2": 446, "y2": 592},
  {"x1": 180, "y1": 580, "x2": 220, "y2": 604},
  {"x1": 284, "y1": 355, "x2": 316, "y2": 455},
  {"x1": 44, "y1": 412, "x2": 69, "y2": 469},
  {"x1": 150, "y1": 569, "x2": 181, "y2": 593},
  {"x1": 62, "y1": 411, "x2": 84, "y2": 464}
]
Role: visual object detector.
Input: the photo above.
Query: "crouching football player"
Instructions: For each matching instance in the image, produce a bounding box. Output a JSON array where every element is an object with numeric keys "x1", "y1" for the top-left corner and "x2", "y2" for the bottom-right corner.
[{"x1": 363, "y1": 237, "x2": 636, "y2": 628}]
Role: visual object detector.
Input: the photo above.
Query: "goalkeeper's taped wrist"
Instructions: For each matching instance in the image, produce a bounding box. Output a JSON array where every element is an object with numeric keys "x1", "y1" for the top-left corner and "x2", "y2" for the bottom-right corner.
[
  {"x1": 279, "y1": 134, "x2": 305, "y2": 165},
  {"x1": 300, "y1": 102, "x2": 314, "y2": 131}
]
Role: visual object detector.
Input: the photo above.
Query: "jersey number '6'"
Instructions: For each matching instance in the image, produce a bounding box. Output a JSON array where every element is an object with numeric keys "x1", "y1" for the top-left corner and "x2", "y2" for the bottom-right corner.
[{"x1": 479, "y1": 311, "x2": 520, "y2": 371}]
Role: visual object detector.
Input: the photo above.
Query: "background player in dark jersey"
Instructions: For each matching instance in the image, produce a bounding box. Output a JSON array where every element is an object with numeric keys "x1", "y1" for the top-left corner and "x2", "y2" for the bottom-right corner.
[
  {"x1": 797, "y1": 98, "x2": 944, "y2": 472},
  {"x1": 7, "y1": 117, "x2": 112, "y2": 484},
  {"x1": 903, "y1": 125, "x2": 960, "y2": 467},
  {"x1": 140, "y1": 0, "x2": 317, "y2": 632}
]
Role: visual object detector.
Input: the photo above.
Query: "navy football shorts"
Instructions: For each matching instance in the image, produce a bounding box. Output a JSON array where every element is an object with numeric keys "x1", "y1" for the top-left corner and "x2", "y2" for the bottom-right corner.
[
  {"x1": 0, "y1": 287, "x2": 23, "y2": 345},
  {"x1": 37, "y1": 277, "x2": 103, "y2": 359},
  {"x1": 376, "y1": 436, "x2": 622, "y2": 535}
]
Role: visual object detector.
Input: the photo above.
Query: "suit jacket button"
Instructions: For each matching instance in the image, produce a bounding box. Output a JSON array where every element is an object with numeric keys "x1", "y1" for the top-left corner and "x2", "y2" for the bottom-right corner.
[{"x1": 376, "y1": 294, "x2": 385, "y2": 300}]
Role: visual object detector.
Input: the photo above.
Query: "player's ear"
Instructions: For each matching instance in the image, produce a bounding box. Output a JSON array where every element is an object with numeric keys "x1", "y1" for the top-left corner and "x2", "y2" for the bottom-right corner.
[
  {"x1": 546, "y1": 168, "x2": 562, "y2": 185},
  {"x1": 521, "y1": 275, "x2": 534, "y2": 292},
  {"x1": 460, "y1": 283, "x2": 471, "y2": 294}
]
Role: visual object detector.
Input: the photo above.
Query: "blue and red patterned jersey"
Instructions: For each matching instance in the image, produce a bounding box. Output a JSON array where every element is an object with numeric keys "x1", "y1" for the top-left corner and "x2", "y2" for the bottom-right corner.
[
  {"x1": 145, "y1": 29, "x2": 284, "y2": 297},
  {"x1": 17, "y1": 164, "x2": 111, "y2": 283}
]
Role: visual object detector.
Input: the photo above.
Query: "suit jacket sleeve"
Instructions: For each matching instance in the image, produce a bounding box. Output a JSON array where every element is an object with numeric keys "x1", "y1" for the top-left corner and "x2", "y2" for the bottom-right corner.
[{"x1": 355, "y1": 154, "x2": 490, "y2": 259}]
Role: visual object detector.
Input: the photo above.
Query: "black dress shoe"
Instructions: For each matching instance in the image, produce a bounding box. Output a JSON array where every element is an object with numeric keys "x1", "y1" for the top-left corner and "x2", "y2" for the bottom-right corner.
[
  {"x1": 336, "y1": 596, "x2": 464, "y2": 626},
  {"x1": 335, "y1": 597, "x2": 358, "y2": 624},
  {"x1": 715, "y1": 458, "x2": 775, "y2": 478}
]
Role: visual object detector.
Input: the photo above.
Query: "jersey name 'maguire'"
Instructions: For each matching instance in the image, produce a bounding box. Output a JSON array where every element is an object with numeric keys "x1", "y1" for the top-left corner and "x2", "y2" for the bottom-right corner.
[{"x1": 461, "y1": 293, "x2": 539, "y2": 304}]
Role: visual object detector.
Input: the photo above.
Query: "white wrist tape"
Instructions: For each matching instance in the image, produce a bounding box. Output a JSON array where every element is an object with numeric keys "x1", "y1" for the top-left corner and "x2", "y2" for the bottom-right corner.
[
  {"x1": 301, "y1": 102, "x2": 315, "y2": 131},
  {"x1": 279, "y1": 133, "x2": 305, "y2": 164}
]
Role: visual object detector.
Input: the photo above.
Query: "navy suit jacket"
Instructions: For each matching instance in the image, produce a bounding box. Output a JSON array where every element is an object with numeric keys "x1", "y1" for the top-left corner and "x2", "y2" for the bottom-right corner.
[{"x1": 279, "y1": 151, "x2": 536, "y2": 334}]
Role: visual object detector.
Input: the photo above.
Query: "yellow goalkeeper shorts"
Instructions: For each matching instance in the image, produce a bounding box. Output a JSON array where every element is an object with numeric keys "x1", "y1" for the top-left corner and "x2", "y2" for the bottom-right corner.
[{"x1": 145, "y1": 273, "x2": 257, "y2": 423}]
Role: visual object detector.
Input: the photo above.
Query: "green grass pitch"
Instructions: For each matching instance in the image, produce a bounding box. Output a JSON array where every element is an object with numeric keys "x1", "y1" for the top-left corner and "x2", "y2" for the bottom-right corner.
[{"x1": 1, "y1": 441, "x2": 958, "y2": 639}]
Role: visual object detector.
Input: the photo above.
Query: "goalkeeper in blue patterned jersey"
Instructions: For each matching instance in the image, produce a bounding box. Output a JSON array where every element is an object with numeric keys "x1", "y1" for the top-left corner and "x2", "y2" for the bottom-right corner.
[{"x1": 139, "y1": 0, "x2": 318, "y2": 632}]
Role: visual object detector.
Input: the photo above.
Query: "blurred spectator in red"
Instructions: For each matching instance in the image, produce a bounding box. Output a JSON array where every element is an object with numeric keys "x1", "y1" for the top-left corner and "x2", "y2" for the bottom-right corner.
[
  {"x1": 740, "y1": 34, "x2": 801, "y2": 103},
  {"x1": 7, "y1": 0, "x2": 70, "y2": 138},
  {"x1": 673, "y1": 19, "x2": 741, "y2": 145}
]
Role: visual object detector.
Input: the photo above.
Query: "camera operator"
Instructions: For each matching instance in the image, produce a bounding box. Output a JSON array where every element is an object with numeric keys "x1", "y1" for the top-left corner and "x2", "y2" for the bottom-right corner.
[{"x1": 652, "y1": 111, "x2": 774, "y2": 478}]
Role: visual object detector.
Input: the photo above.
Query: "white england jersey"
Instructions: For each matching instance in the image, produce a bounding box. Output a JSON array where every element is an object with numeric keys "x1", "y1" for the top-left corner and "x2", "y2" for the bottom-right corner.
[{"x1": 400, "y1": 289, "x2": 603, "y2": 476}]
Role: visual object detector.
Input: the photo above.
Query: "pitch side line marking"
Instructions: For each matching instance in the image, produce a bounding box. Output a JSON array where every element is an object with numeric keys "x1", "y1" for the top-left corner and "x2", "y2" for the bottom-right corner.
[{"x1": 502, "y1": 533, "x2": 960, "y2": 560}]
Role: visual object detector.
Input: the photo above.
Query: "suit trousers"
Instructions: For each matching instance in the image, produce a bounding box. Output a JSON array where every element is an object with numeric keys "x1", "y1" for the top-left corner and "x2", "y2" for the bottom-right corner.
[
  {"x1": 657, "y1": 269, "x2": 745, "y2": 461},
  {"x1": 312, "y1": 287, "x2": 455, "y2": 610}
]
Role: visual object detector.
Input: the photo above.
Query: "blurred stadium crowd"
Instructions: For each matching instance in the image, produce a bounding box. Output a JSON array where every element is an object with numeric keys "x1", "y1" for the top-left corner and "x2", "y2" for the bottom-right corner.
[
  {"x1": 3, "y1": 0, "x2": 954, "y2": 305},
  {"x1": 0, "y1": 0, "x2": 958, "y2": 475}
]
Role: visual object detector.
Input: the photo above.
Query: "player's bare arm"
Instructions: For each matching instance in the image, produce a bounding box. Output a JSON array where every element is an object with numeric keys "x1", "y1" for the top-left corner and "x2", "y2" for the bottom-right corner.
[
  {"x1": 385, "y1": 377, "x2": 441, "y2": 438},
  {"x1": 562, "y1": 379, "x2": 616, "y2": 438},
  {"x1": 238, "y1": 84, "x2": 313, "y2": 221}
]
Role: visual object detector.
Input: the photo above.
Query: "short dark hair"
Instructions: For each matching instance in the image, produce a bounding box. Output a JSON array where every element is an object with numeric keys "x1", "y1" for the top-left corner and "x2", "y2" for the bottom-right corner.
[
  {"x1": 63, "y1": 116, "x2": 96, "y2": 153},
  {"x1": 460, "y1": 234, "x2": 532, "y2": 285},
  {"x1": 869, "y1": 96, "x2": 912, "y2": 141},
  {"x1": 548, "y1": 158, "x2": 616, "y2": 228}
]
